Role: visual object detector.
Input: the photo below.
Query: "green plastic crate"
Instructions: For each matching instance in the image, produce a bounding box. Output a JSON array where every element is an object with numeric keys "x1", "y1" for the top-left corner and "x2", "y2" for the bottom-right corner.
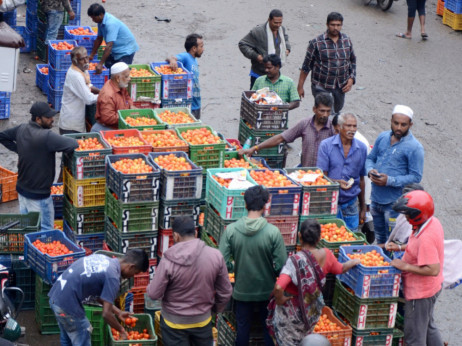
[
  {"x1": 392, "y1": 328, "x2": 404, "y2": 346},
  {"x1": 203, "y1": 202, "x2": 235, "y2": 244},
  {"x1": 107, "y1": 313, "x2": 157, "y2": 345},
  {"x1": 0, "y1": 212, "x2": 41, "y2": 254},
  {"x1": 35, "y1": 277, "x2": 59, "y2": 334},
  {"x1": 201, "y1": 228, "x2": 218, "y2": 249},
  {"x1": 127, "y1": 64, "x2": 161, "y2": 102},
  {"x1": 36, "y1": 37, "x2": 48, "y2": 62},
  {"x1": 63, "y1": 195, "x2": 105, "y2": 234},
  {"x1": 176, "y1": 125, "x2": 226, "y2": 169},
  {"x1": 144, "y1": 293, "x2": 161, "y2": 322},
  {"x1": 85, "y1": 305, "x2": 106, "y2": 346},
  {"x1": 238, "y1": 119, "x2": 285, "y2": 156},
  {"x1": 118, "y1": 108, "x2": 165, "y2": 131},
  {"x1": 94, "y1": 250, "x2": 133, "y2": 294},
  {"x1": 97, "y1": 44, "x2": 105, "y2": 60},
  {"x1": 153, "y1": 107, "x2": 201, "y2": 128},
  {"x1": 352, "y1": 327, "x2": 394, "y2": 345},
  {"x1": 105, "y1": 188, "x2": 159, "y2": 233}
]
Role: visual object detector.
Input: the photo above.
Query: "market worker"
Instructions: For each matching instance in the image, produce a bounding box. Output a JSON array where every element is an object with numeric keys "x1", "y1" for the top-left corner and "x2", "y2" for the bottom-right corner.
[
  {"x1": 317, "y1": 113, "x2": 367, "y2": 231},
  {"x1": 365, "y1": 105, "x2": 424, "y2": 246},
  {"x1": 147, "y1": 216, "x2": 232, "y2": 345},
  {"x1": 59, "y1": 46, "x2": 99, "y2": 134},
  {"x1": 167, "y1": 33, "x2": 204, "y2": 119},
  {"x1": 42, "y1": 0, "x2": 75, "y2": 43},
  {"x1": 0, "y1": 102, "x2": 78, "y2": 230},
  {"x1": 49, "y1": 249, "x2": 149, "y2": 345},
  {"x1": 219, "y1": 186, "x2": 287, "y2": 346},
  {"x1": 91, "y1": 62, "x2": 134, "y2": 132},
  {"x1": 390, "y1": 191, "x2": 444, "y2": 346},
  {"x1": 239, "y1": 92, "x2": 335, "y2": 167},
  {"x1": 251, "y1": 54, "x2": 300, "y2": 110},
  {"x1": 239, "y1": 9, "x2": 291, "y2": 89},
  {"x1": 87, "y1": 3, "x2": 139, "y2": 74}
]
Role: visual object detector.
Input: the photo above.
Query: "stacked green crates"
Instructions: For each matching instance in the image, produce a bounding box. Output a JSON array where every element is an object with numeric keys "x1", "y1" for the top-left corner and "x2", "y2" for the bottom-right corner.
[
  {"x1": 35, "y1": 276, "x2": 59, "y2": 334},
  {"x1": 84, "y1": 305, "x2": 106, "y2": 346},
  {"x1": 127, "y1": 64, "x2": 161, "y2": 103}
]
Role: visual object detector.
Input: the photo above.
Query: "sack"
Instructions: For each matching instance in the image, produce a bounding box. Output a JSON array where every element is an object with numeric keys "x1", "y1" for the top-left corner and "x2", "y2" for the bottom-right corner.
[{"x1": 0, "y1": 0, "x2": 26, "y2": 12}]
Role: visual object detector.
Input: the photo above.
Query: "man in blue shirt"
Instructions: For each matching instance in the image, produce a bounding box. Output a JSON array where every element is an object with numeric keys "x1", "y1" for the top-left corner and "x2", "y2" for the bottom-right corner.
[
  {"x1": 317, "y1": 113, "x2": 367, "y2": 231},
  {"x1": 49, "y1": 249, "x2": 149, "y2": 345},
  {"x1": 365, "y1": 105, "x2": 424, "y2": 246},
  {"x1": 87, "y1": 3, "x2": 139, "y2": 75},
  {"x1": 167, "y1": 34, "x2": 204, "y2": 119}
]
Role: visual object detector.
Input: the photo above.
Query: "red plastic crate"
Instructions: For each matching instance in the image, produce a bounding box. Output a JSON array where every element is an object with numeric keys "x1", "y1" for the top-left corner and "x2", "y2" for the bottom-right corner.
[
  {"x1": 100, "y1": 129, "x2": 152, "y2": 155},
  {"x1": 157, "y1": 228, "x2": 174, "y2": 257},
  {"x1": 133, "y1": 258, "x2": 157, "y2": 287},
  {"x1": 265, "y1": 215, "x2": 299, "y2": 246}
]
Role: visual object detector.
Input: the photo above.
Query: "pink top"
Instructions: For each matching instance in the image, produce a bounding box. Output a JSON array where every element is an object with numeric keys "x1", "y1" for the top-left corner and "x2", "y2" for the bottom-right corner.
[
  {"x1": 402, "y1": 217, "x2": 444, "y2": 300},
  {"x1": 277, "y1": 249, "x2": 342, "y2": 295}
]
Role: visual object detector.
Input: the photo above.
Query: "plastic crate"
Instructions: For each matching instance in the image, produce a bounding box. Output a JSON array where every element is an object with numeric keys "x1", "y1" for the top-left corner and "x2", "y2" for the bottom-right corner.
[
  {"x1": 25, "y1": 230, "x2": 85, "y2": 284},
  {"x1": 161, "y1": 98, "x2": 193, "y2": 109},
  {"x1": 437, "y1": 0, "x2": 445, "y2": 15},
  {"x1": 105, "y1": 153, "x2": 160, "y2": 203},
  {"x1": 153, "y1": 107, "x2": 201, "y2": 128},
  {"x1": 48, "y1": 40, "x2": 78, "y2": 70},
  {"x1": 201, "y1": 228, "x2": 218, "y2": 249},
  {"x1": 332, "y1": 279, "x2": 399, "y2": 330},
  {"x1": 94, "y1": 250, "x2": 133, "y2": 294},
  {"x1": 35, "y1": 277, "x2": 60, "y2": 334},
  {"x1": 443, "y1": 8, "x2": 462, "y2": 29},
  {"x1": 140, "y1": 130, "x2": 189, "y2": 153},
  {"x1": 27, "y1": 0, "x2": 38, "y2": 14},
  {"x1": 47, "y1": 82, "x2": 64, "y2": 111},
  {"x1": 133, "y1": 258, "x2": 156, "y2": 287},
  {"x1": 37, "y1": 17, "x2": 46, "y2": 41},
  {"x1": 0, "y1": 212, "x2": 41, "y2": 254},
  {"x1": 48, "y1": 64, "x2": 67, "y2": 90},
  {"x1": 392, "y1": 328, "x2": 404, "y2": 346},
  {"x1": 101, "y1": 129, "x2": 152, "y2": 155},
  {"x1": 315, "y1": 306, "x2": 352, "y2": 346},
  {"x1": 176, "y1": 125, "x2": 226, "y2": 169},
  {"x1": 36, "y1": 37, "x2": 48, "y2": 63},
  {"x1": 338, "y1": 245, "x2": 401, "y2": 299},
  {"x1": 84, "y1": 305, "x2": 105, "y2": 346},
  {"x1": 217, "y1": 312, "x2": 236, "y2": 346},
  {"x1": 145, "y1": 293, "x2": 162, "y2": 322},
  {"x1": 240, "y1": 91, "x2": 290, "y2": 130},
  {"x1": 63, "y1": 221, "x2": 104, "y2": 253},
  {"x1": 157, "y1": 228, "x2": 174, "y2": 257},
  {"x1": 132, "y1": 100, "x2": 161, "y2": 109},
  {"x1": 13, "y1": 26, "x2": 36, "y2": 53},
  {"x1": 352, "y1": 327, "x2": 394, "y2": 346},
  {"x1": 63, "y1": 195, "x2": 105, "y2": 234},
  {"x1": 63, "y1": 167, "x2": 106, "y2": 207},
  {"x1": 159, "y1": 199, "x2": 202, "y2": 230},
  {"x1": 64, "y1": 26, "x2": 96, "y2": 52},
  {"x1": 128, "y1": 64, "x2": 162, "y2": 102},
  {"x1": 247, "y1": 157, "x2": 270, "y2": 169},
  {"x1": 105, "y1": 217, "x2": 157, "y2": 259},
  {"x1": 203, "y1": 202, "x2": 234, "y2": 244},
  {"x1": 445, "y1": 0, "x2": 462, "y2": 13},
  {"x1": 151, "y1": 61, "x2": 193, "y2": 100},
  {"x1": 88, "y1": 67, "x2": 109, "y2": 89},
  {"x1": 26, "y1": 9, "x2": 38, "y2": 32},
  {"x1": 118, "y1": 108, "x2": 166, "y2": 131},
  {"x1": 250, "y1": 169, "x2": 302, "y2": 217},
  {"x1": 107, "y1": 313, "x2": 157, "y2": 345},
  {"x1": 266, "y1": 215, "x2": 299, "y2": 246},
  {"x1": 262, "y1": 154, "x2": 286, "y2": 169},
  {"x1": 70, "y1": 0, "x2": 81, "y2": 16},
  {"x1": 284, "y1": 167, "x2": 340, "y2": 218},
  {"x1": 0, "y1": 92, "x2": 11, "y2": 120},
  {"x1": 3, "y1": 9, "x2": 17, "y2": 26},
  {"x1": 35, "y1": 64, "x2": 49, "y2": 94},
  {"x1": 148, "y1": 152, "x2": 203, "y2": 201},
  {"x1": 51, "y1": 183, "x2": 64, "y2": 218},
  {"x1": 105, "y1": 189, "x2": 159, "y2": 233},
  {"x1": 62, "y1": 132, "x2": 112, "y2": 179},
  {"x1": 206, "y1": 168, "x2": 257, "y2": 220},
  {"x1": 238, "y1": 119, "x2": 285, "y2": 156},
  {"x1": 0, "y1": 166, "x2": 18, "y2": 202},
  {"x1": 9, "y1": 258, "x2": 36, "y2": 310}
]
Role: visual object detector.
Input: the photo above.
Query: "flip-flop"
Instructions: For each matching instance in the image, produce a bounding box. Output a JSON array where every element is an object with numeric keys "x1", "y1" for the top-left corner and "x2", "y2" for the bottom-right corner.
[
  {"x1": 396, "y1": 33, "x2": 411, "y2": 39},
  {"x1": 421, "y1": 33, "x2": 428, "y2": 40}
]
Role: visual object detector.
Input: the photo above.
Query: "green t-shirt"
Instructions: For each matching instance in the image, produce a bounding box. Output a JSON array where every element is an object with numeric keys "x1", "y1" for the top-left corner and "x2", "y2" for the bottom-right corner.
[{"x1": 252, "y1": 74, "x2": 300, "y2": 103}]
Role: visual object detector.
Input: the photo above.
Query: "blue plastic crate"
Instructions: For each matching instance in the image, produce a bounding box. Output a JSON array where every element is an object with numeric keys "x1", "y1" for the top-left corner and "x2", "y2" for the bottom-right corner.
[
  {"x1": 161, "y1": 98, "x2": 193, "y2": 109},
  {"x1": 68, "y1": 17, "x2": 81, "y2": 26},
  {"x1": 64, "y1": 26, "x2": 96, "y2": 53},
  {"x1": 27, "y1": 0, "x2": 38, "y2": 14},
  {"x1": 248, "y1": 157, "x2": 271, "y2": 169},
  {"x1": 48, "y1": 65, "x2": 67, "y2": 90},
  {"x1": 151, "y1": 61, "x2": 193, "y2": 100},
  {"x1": 70, "y1": 0, "x2": 81, "y2": 15},
  {"x1": 37, "y1": 18, "x2": 47, "y2": 41},
  {"x1": 338, "y1": 245, "x2": 401, "y2": 299},
  {"x1": 24, "y1": 230, "x2": 85, "y2": 285},
  {"x1": 51, "y1": 183, "x2": 64, "y2": 218},
  {"x1": 13, "y1": 26, "x2": 36, "y2": 53},
  {"x1": 63, "y1": 220, "x2": 104, "y2": 253},
  {"x1": 3, "y1": 9, "x2": 17, "y2": 27},
  {"x1": 445, "y1": 0, "x2": 462, "y2": 13},
  {"x1": 36, "y1": 64, "x2": 49, "y2": 94},
  {"x1": 25, "y1": 9, "x2": 38, "y2": 33},
  {"x1": 47, "y1": 82, "x2": 63, "y2": 111},
  {"x1": 48, "y1": 40, "x2": 77, "y2": 70},
  {"x1": 89, "y1": 67, "x2": 109, "y2": 89},
  {"x1": 0, "y1": 92, "x2": 11, "y2": 120}
]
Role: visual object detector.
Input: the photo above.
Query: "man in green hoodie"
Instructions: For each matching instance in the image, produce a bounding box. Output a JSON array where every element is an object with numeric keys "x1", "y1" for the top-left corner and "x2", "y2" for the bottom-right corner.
[{"x1": 219, "y1": 185, "x2": 287, "y2": 346}]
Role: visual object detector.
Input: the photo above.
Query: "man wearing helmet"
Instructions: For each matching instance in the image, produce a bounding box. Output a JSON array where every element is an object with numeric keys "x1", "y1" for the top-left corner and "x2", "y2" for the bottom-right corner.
[{"x1": 391, "y1": 190, "x2": 444, "y2": 346}]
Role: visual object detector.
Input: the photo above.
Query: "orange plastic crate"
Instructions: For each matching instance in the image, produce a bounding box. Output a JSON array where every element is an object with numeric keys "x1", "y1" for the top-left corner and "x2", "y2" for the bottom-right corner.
[
  {"x1": 443, "y1": 8, "x2": 462, "y2": 30},
  {"x1": 437, "y1": 0, "x2": 445, "y2": 16},
  {"x1": 0, "y1": 166, "x2": 18, "y2": 203},
  {"x1": 314, "y1": 306, "x2": 353, "y2": 346},
  {"x1": 100, "y1": 129, "x2": 152, "y2": 155},
  {"x1": 140, "y1": 129, "x2": 189, "y2": 153}
]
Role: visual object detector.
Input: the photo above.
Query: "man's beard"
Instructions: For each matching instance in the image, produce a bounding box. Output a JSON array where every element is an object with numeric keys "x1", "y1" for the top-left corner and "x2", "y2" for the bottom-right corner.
[{"x1": 392, "y1": 127, "x2": 409, "y2": 139}]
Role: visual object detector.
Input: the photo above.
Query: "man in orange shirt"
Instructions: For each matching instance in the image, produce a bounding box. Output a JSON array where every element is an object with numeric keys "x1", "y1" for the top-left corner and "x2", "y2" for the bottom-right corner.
[
  {"x1": 391, "y1": 190, "x2": 444, "y2": 346},
  {"x1": 91, "y1": 62, "x2": 134, "y2": 132}
]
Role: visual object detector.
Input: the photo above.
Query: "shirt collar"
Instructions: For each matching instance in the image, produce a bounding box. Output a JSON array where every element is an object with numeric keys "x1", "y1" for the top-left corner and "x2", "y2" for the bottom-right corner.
[
  {"x1": 264, "y1": 73, "x2": 283, "y2": 84},
  {"x1": 332, "y1": 134, "x2": 360, "y2": 150},
  {"x1": 413, "y1": 217, "x2": 433, "y2": 238},
  {"x1": 389, "y1": 130, "x2": 414, "y2": 144},
  {"x1": 109, "y1": 79, "x2": 122, "y2": 93},
  {"x1": 102, "y1": 13, "x2": 109, "y2": 25}
]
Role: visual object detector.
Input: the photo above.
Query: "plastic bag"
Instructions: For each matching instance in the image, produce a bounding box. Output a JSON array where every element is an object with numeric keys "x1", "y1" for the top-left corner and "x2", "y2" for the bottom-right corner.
[
  {"x1": 249, "y1": 87, "x2": 284, "y2": 105},
  {"x1": 1, "y1": 0, "x2": 26, "y2": 12}
]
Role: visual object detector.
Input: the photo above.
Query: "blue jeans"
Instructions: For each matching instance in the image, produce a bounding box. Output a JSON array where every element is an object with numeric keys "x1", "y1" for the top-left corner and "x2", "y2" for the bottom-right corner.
[
  {"x1": 234, "y1": 300, "x2": 274, "y2": 346},
  {"x1": 337, "y1": 198, "x2": 359, "y2": 232},
  {"x1": 18, "y1": 193, "x2": 54, "y2": 231},
  {"x1": 45, "y1": 10, "x2": 64, "y2": 43},
  {"x1": 371, "y1": 201, "x2": 399, "y2": 245},
  {"x1": 50, "y1": 302, "x2": 92, "y2": 346}
]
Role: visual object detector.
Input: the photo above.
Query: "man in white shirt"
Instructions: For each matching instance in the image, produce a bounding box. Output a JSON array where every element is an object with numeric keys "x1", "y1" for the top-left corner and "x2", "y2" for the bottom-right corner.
[{"x1": 59, "y1": 46, "x2": 100, "y2": 134}]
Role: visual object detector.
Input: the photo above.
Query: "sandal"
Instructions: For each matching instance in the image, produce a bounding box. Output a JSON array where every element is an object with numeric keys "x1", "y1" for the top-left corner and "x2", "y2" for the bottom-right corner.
[
  {"x1": 421, "y1": 33, "x2": 428, "y2": 40},
  {"x1": 396, "y1": 33, "x2": 411, "y2": 39}
]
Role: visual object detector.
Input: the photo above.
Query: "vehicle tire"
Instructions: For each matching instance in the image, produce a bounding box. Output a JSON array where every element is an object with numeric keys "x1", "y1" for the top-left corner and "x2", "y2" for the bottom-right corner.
[
  {"x1": 363, "y1": 0, "x2": 373, "y2": 5},
  {"x1": 378, "y1": 0, "x2": 394, "y2": 11}
]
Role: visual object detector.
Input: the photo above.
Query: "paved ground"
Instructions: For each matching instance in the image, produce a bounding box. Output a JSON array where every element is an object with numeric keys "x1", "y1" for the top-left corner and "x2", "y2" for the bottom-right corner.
[{"x1": 1, "y1": 0, "x2": 462, "y2": 344}]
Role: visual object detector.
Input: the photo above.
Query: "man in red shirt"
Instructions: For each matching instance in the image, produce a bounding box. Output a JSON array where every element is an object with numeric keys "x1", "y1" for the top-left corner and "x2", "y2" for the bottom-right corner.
[{"x1": 391, "y1": 190, "x2": 444, "y2": 346}]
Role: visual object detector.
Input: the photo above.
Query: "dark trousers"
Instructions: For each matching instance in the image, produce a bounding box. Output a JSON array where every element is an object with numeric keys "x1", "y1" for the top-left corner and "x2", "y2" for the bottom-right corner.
[
  {"x1": 160, "y1": 315, "x2": 213, "y2": 346},
  {"x1": 191, "y1": 108, "x2": 201, "y2": 120},
  {"x1": 57, "y1": 128, "x2": 80, "y2": 183},
  {"x1": 250, "y1": 76, "x2": 258, "y2": 89},
  {"x1": 311, "y1": 83, "x2": 345, "y2": 116},
  {"x1": 105, "y1": 52, "x2": 136, "y2": 76},
  {"x1": 234, "y1": 300, "x2": 274, "y2": 346}
]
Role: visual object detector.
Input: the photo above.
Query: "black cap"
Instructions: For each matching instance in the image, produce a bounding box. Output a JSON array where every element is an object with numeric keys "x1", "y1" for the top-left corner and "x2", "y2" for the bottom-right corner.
[{"x1": 30, "y1": 102, "x2": 58, "y2": 118}]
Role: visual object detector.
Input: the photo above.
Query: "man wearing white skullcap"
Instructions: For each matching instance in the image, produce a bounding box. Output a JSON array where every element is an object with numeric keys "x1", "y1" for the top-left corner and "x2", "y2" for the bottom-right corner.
[
  {"x1": 365, "y1": 105, "x2": 424, "y2": 248},
  {"x1": 91, "y1": 62, "x2": 134, "y2": 132}
]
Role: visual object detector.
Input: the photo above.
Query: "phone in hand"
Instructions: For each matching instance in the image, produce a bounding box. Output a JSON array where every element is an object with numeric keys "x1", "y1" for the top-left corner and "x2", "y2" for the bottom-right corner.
[{"x1": 370, "y1": 172, "x2": 382, "y2": 178}]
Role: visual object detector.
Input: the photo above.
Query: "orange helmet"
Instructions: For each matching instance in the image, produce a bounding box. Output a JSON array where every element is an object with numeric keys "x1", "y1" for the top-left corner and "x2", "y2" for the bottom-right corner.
[{"x1": 392, "y1": 190, "x2": 434, "y2": 226}]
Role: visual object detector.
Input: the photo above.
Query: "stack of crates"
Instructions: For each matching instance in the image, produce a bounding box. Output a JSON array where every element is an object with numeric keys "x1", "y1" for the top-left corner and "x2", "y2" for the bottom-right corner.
[
  {"x1": 443, "y1": 0, "x2": 462, "y2": 30},
  {"x1": 84, "y1": 305, "x2": 106, "y2": 346},
  {"x1": 0, "y1": 92, "x2": 11, "y2": 120},
  {"x1": 104, "y1": 153, "x2": 160, "y2": 260},
  {"x1": 238, "y1": 91, "x2": 290, "y2": 169},
  {"x1": 130, "y1": 258, "x2": 157, "y2": 313},
  {"x1": 333, "y1": 245, "x2": 402, "y2": 345},
  {"x1": 0, "y1": 166, "x2": 18, "y2": 203},
  {"x1": 13, "y1": 26, "x2": 36, "y2": 53},
  {"x1": 35, "y1": 276, "x2": 60, "y2": 334},
  {"x1": 127, "y1": 64, "x2": 161, "y2": 106},
  {"x1": 3, "y1": 9, "x2": 17, "y2": 26},
  {"x1": 151, "y1": 61, "x2": 193, "y2": 109},
  {"x1": 35, "y1": 64, "x2": 49, "y2": 95},
  {"x1": 62, "y1": 133, "x2": 109, "y2": 253}
]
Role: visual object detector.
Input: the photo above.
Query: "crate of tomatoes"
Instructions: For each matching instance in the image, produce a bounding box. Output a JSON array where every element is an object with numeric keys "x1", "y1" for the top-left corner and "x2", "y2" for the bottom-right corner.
[
  {"x1": 108, "y1": 313, "x2": 157, "y2": 345},
  {"x1": 63, "y1": 26, "x2": 96, "y2": 51},
  {"x1": 140, "y1": 129, "x2": 189, "y2": 154},
  {"x1": 217, "y1": 312, "x2": 236, "y2": 346},
  {"x1": 118, "y1": 109, "x2": 166, "y2": 131},
  {"x1": 151, "y1": 61, "x2": 193, "y2": 101},
  {"x1": 240, "y1": 91, "x2": 289, "y2": 130},
  {"x1": 24, "y1": 230, "x2": 85, "y2": 284},
  {"x1": 0, "y1": 212, "x2": 41, "y2": 254},
  {"x1": 63, "y1": 167, "x2": 106, "y2": 208},
  {"x1": 48, "y1": 40, "x2": 77, "y2": 70},
  {"x1": 51, "y1": 183, "x2": 64, "y2": 218},
  {"x1": 101, "y1": 129, "x2": 152, "y2": 155},
  {"x1": 154, "y1": 107, "x2": 200, "y2": 128},
  {"x1": 314, "y1": 306, "x2": 352, "y2": 346},
  {"x1": 128, "y1": 64, "x2": 161, "y2": 102}
]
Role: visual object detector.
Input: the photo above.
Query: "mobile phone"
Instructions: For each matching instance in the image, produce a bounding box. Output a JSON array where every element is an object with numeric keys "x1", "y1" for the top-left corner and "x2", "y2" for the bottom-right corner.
[{"x1": 370, "y1": 172, "x2": 382, "y2": 178}]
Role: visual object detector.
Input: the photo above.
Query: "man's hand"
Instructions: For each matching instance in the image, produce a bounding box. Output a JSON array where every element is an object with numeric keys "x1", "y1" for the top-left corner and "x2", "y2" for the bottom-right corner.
[
  {"x1": 337, "y1": 179, "x2": 352, "y2": 190},
  {"x1": 297, "y1": 85, "x2": 305, "y2": 99},
  {"x1": 119, "y1": 330, "x2": 129, "y2": 340},
  {"x1": 256, "y1": 55, "x2": 264, "y2": 64},
  {"x1": 369, "y1": 170, "x2": 388, "y2": 186},
  {"x1": 342, "y1": 78, "x2": 354, "y2": 93},
  {"x1": 359, "y1": 207, "x2": 366, "y2": 225},
  {"x1": 95, "y1": 63, "x2": 104, "y2": 75},
  {"x1": 391, "y1": 258, "x2": 408, "y2": 271},
  {"x1": 386, "y1": 242, "x2": 401, "y2": 252},
  {"x1": 117, "y1": 310, "x2": 132, "y2": 320},
  {"x1": 68, "y1": 11, "x2": 75, "y2": 20},
  {"x1": 89, "y1": 54, "x2": 95, "y2": 62},
  {"x1": 285, "y1": 49, "x2": 290, "y2": 57},
  {"x1": 169, "y1": 60, "x2": 178, "y2": 71},
  {"x1": 238, "y1": 148, "x2": 255, "y2": 157}
]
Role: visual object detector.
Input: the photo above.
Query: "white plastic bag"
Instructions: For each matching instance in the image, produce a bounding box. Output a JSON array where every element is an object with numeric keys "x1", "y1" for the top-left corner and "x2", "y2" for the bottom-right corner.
[{"x1": 1, "y1": 0, "x2": 26, "y2": 13}]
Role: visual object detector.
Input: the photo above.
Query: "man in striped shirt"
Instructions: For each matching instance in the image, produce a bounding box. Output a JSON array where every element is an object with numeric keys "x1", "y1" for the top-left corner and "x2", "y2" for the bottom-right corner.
[{"x1": 297, "y1": 12, "x2": 356, "y2": 116}]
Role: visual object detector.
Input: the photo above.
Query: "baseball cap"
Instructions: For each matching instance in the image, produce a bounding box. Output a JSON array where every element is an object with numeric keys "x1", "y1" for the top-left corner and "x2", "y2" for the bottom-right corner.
[{"x1": 30, "y1": 102, "x2": 58, "y2": 118}]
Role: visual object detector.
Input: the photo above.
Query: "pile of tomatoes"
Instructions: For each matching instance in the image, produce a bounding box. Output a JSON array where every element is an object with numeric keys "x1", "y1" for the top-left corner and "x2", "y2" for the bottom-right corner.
[
  {"x1": 212, "y1": 175, "x2": 232, "y2": 188},
  {"x1": 33, "y1": 240, "x2": 73, "y2": 257},
  {"x1": 130, "y1": 68, "x2": 154, "y2": 77},
  {"x1": 321, "y1": 223, "x2": 356, "y2": 242},
  {"x1": 51, "y1": 41, "x2": 74, "y2": 51},
  {"x1": 181, "y1": 128, "x2": 222, "y2": 145},
  {"x1": 105, "y1": 135, "x2": 145, "y2": 147},
  {"x1": 347, "y1": 250, "x2": 390, "y2": 267},
  {"x1": 76, "y1": 137, "x2": 105, "y2": 151},
  {"x1": 111, "y1": 317, "x2": 151, "y2": 342},
  {"x1": 68, "y1": 27, "x2": 95, "y2": 35},
  {"x1": 125, "y1": 116, "x2": 158, "y2": 127},
  {"x1": 249, "y1": 170, "x2": 296, "y2": 188},
  {"x1": 112, "y1": 158, "x2": 153, "y2": 174},
  {"x1": 292, "y1": 169, "x2": 331, "y2": 186},
  {"x1": 39, "y1": 66, "x2": 48, "y2": 75},
  {"x1": 314, "y1": 313, "x2": 342, "y2": 335},
  {"x1": 224, "y1": 158, "x2": 251, "y2": 169},
  {"x1": 157, "y1": 110, "x2": 194, "y2": 124},
  {"x1": 50, "y1": 185, "x2": 63, "y2": 195},
  {"x1": 153, "y1": 154, "x2": 192, "y2": 171},
  {"x1": 154, "y1": 65, "x2": 187, "y2": 75},
  {"x1": 141, "y1": 130, "x2": 187, "y2": 148}
]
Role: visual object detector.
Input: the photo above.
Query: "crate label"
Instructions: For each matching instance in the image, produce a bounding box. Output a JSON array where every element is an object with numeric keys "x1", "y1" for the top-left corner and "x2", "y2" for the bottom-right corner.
[
  {"x1": 290, "y1": 223, "x2": 298, "y2": 243},
  {"x1": 331, "y1": 190, "x2": 339, "y2": 214},
  {"x1": 388, "y1": 302, "x2": 397, "y2": 328},
  {"x1": 122, "y1": 239, "x2": 129, "y2": 253},
  {"x1": 151, "y1": 208, "x2": 158, "y2": 230},
  {"x1": 193, "y1": 205, "x2": 200, "y2": 224},
  {"x1": 293, "y1": 193, "x2": 300, "y2": 216},
  {"x1": 154, "y1": 81, "x2": 161, "y2": 102},
  {"x1": 362, "y1": 274, "x2": 371, "y2": 298},
  {"x1": 398, "y1": 337, "x2": 404, "y2": 346},
  {"x1": 163, "y1": 80, "x2": 169, "y2": 99},
  {"x1": 163, "y1": 206, "x2": 172, "y2": 229},
  {"x1": 392, "y1": 274, "x2": 401, "y2": 296},
  {"x1": 187, "y1": 79, "x2": 193, "y2": 99},
  {"x1": 162, "y1": 235, "x2": 170, "y2": 253},
  {"x1": 263, "y1": 195, "x2": 272, "y2": 216},
  {"x1": 282, "y1": 111, "x2": 288, "y2": 120},
  {"x1": 130, "y1": 83, "x2": 137, "y2": 100},
  {"x1": 77, "y1": 213, "x2": 84, "y2": 235},
  {"x1": 278, "y1": 143, "x2": 284, "y2": 154},
  {"x1": 77, "y1": 186, "x2": 84, "y2": 207},
  {"x1": 355, "y1": 337, "x2": 363, "y2": 346},
  {"x1": 357, "y1": 304, "x2": 368, "y2": 329},
  {"x1": 150, "y1": 237, "x2": 157, "y2": 258},
  {"x1": 254, "y1": 136, "x2": 262, "y2": 145},
  {"x1": 76, "y1": 157, "x2": 84, "y2": 179},
  {"x1": 152, "y1": 178, "x2": 160, "y2": 201},
  {"x1": 385, "y1": 334, "x2": 393, "y2": 346},
  {"x1": 344, "y1": 337, "x2": 351, "y2": 346},
  {"x1": 301, "y1": 192, "x2": 311, "y2": 216},
  {"x1": 122, "y1": 180, "x2": 131, "y2": 202},
  {"x1": 280, "y1": 118, "x2": 287, "y2": 128},
  {"x1": 225, "y1": 196, "x2": 235, "y2": 219},
  {"x1": 122, "y1": 210, "x2": 130, "y2": 233}
]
